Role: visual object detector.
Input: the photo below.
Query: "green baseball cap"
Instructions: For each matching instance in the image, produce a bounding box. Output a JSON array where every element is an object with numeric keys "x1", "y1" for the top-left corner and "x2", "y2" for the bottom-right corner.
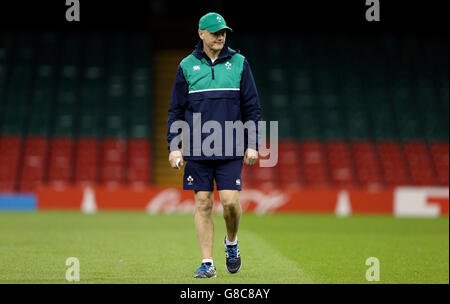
[{"x1": 199, "y1": 12, "x2": 233, "y2": 33}]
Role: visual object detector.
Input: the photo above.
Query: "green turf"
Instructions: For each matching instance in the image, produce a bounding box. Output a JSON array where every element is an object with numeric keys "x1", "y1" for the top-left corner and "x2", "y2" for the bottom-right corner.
[{"x1": 0, "y1": 211, "x2": 448, "y2": 284}]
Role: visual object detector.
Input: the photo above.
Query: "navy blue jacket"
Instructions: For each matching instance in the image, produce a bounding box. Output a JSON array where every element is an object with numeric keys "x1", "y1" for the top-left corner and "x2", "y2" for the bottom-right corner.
[{"x1": 167, "y1": 40, "x2": 262, "y2": 160}]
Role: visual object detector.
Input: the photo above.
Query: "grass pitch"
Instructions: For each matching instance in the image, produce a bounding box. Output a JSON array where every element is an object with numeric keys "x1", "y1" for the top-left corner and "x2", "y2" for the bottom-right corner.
[{"x1": 0, "y1": 211, "x2": 448, "y2": 284}]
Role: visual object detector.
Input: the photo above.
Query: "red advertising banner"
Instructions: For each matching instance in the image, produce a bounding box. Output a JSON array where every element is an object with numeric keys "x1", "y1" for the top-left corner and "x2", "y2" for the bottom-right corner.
[{"x1": 36, "y1": 186, "x2": 449, "y2": 217}]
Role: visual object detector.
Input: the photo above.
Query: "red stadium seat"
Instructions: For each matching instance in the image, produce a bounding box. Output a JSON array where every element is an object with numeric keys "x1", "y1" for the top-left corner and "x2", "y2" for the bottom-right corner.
[
  {"x1": 241, "y1": 163, "x2": 254, "y2": 188},
  {"x1": 351, "y1": 141, "x2": 383, "y2": 189},
  {"x1": 278, "y1": 140, "x2": 302, "y2": 188},
  {"x1": 325, "y1": 140, "x2": 357, "y2": 188},
  {"x1": 429, "y1": 142, "x2": 449, "y2": 186},
  {"x1": 100, "y1": 138, "x2": 126, "y2": 186},
  {"x1": 298, "y1": 140, "x2": 330, "y2": 188},
  {"x1": 377, "y1": 141, "x2": 411, "y2": 186},
  {"x1": 19, "y1": 137, "x2": 48, "y2": 193},
  {"x1": 74, "y1": 138, "x2": 99, "y2": 186},
  {"x1": 0, "y1": 136, "x2": 22, "y2": 192},
  {"x1": 252, "y1": 165, "x2": 279, "y2": 188},
  {"x1": 403, "y1": 141, "x2": 438, "y2": 186},
  {"x1": 126, "y1": 139, "x2": 151, "y2": 186},
  {"x1": 48, "y1": 137, "x2": 74, "y2": 186}
]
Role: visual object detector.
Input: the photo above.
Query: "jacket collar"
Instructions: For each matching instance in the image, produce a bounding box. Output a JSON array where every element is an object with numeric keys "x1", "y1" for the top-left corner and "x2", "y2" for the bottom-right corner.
[{"x1": 192, "y1": 40, "x2": 238, "y2": 63}]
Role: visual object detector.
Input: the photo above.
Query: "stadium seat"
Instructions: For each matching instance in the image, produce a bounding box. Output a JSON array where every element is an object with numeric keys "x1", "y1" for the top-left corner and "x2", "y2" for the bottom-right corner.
[
  {"x1": 376, "y1": 141, "x2": 411, "y2": 186},
  {"x1": 293, "y1": 108, "x2": 321, "y2": 140},
  {"x1": 321, "y1": 108, "x2": 346, "y2": 140},
  {"x1": 0, "y1": 136, "x2": 21, "y2": 192},
  {"x1": 366, "y1": 85, "x2": 398, "y2": 140},
  {"x1": 129, "y1": 34, "x2": 152, "y2": 132},
  {"x1": 2, "y1": 64, "x2": 32, "y2": 136},
  {"x1": 19, "y1": 137, "x2": 48, "y2": 192},
  {"x1": 100, "y1": 138, "x2": 126, "y2": 186},
  {"x1": 0, "y1": 33, "x2": 9, "y2": 104},
  {"x1": 278, "y1": 140, "x2": 303, "y2": 187},
  {"x1": 241, "y1": 163, "x2": 254, "y2": 188},
  {"x1": 325, "y1": 141, "x2": 357, "y2": 188},
  {"x1": 78, "y1": 67, "x2": 104, "y2": 138},
  {"x1": 14, "y1": 33, "x2": 33, "y2": 64},
  {"x1": 252, "y1": 165, "x2": 279, "y2": 189},
  {"x1": 403, "y1": 141, "x2": 438, "y2": 186},
  {"x1": 126, "y1": 139, "x2": 151, "y2": 185},
  {"x1": 351, "y1": 141, "x2": 383, "y2": 189},
  {"x1": 29, "y1": 64, "x2": 54, "y2": 136},
  {"x1": 74, "y1": 138, "x2": 99, "y2": 186},
  {"x1": 429, "y1": 142, "x2": 449, "y2": 186},
  {"x1": 104, "y1": 34, "x2": 129, "y2": 139},
  {"x1": 298, "y1": 140, "x2": 330, "y2": 188},
  {"x1": 47, "y1": 138, "x2": 74, "y2": 186}
]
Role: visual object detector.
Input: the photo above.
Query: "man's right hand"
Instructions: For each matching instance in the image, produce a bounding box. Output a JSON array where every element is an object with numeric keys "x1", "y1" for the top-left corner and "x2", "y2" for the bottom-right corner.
[{"x1": 169, "y1": 150, "x2": 184, "y2": 169}]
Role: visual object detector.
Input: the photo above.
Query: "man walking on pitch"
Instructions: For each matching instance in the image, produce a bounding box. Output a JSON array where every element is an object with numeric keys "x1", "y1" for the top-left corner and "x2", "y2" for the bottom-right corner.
[{"x1": 166, "y1": 12, "x2": 262, "y2": 278}]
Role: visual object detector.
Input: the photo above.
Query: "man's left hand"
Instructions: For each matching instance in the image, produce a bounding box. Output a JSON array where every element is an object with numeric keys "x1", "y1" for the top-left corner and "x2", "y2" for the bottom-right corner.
[{"x1": 244, "y1": 148, "x2": 258, "y2": 166}]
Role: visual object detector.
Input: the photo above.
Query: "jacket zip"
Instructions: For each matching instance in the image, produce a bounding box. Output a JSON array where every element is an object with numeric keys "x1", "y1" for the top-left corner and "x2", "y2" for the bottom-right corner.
[{"x1": 209, "y1": 58, "x2": 228, "y2": 80}]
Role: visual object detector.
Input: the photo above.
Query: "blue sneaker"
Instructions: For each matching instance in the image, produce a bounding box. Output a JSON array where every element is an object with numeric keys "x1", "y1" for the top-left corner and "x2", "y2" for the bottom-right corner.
[
  {"x1": 224, "y1": 238, "x2": 241, "y2": 274},
  {"x1": 193, "y1": 263, "x2": 217, "y2": 278}
]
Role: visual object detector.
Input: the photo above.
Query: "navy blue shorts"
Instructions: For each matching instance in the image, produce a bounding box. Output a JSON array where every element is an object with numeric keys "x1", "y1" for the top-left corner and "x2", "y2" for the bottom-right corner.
[{"x1": 183, "y1": 159, "x2": 243, "y2": 191}]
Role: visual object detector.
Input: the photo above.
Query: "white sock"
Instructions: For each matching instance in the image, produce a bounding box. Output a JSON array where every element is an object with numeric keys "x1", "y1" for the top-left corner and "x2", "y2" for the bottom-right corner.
[
  {"x1": 226, "y1": 236, "x2": 238, "y2": 246},
  {"x1": 202, "y1": 258, "x2": 213, "y2": 265}
]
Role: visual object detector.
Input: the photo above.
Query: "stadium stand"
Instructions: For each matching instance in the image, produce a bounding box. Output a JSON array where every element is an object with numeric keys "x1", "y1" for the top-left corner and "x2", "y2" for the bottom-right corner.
[
  {"x1": 0, "y1": 31, "x2": 153, "y2": 192},
  {"x1": 232, "y1": 33, "x2": 448, "y2": 189},
  {"x1": 0, "y1": 31, "x2": 448, "y2": 192}
]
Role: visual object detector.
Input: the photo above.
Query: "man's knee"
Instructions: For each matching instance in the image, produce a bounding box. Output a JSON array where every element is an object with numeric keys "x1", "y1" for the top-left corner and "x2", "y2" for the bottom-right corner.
[
  {"x1": 195, "y1": 192, "x2": 213, "y2": 215},
  {"x1": 221, "y1": 197, "x2": 240, "y2": 212}
]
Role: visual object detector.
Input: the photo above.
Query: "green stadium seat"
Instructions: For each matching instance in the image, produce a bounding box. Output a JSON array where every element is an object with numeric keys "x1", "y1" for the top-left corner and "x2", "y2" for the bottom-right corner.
[
  {"x1": 130, "y1": 34, "x2": 151, "y2": 68},
  {"x1": 129, "y1": 34, "x2": 152, "y2": 139},
  {"x1": 291, "y1": 93, "x2": 314, "y2": 110},
  {"x1": 294, "y1": 108, "x2": 321, "y2": 140},
  {"x1": 78, "y1": 113, "x2": 101, "y2": 137},
  {"x1": 7, "y1": 64, "x2": 32, "y2": 93},
  {"x1": 397, "y1": 113, "x2": 423, "y2": 140},
  {"x1": 103, "y1": 34, "x2": 129, "y2": 139},
  {"x1": 346, "y1": 109, "x2": 371, "y2": 140},
  {"x1": 1, "y1": 116, "x2": 25, "y2": 135},
  {"x1": 104, "y1": 114, "x2": 126, "y2": 138},
  {"x1": 14, "y1": 33, "x2": 33, "y2": 64},
  {"x1": 55, "y1": 35, "x2": 79, "y2": 137},
  {"x1": 36, "y1": 33, "x2": 58, "y2": 66},
  {"x1": 129, "y1": 103, "x2": 150, "y2": 138},
  {"x1": 0, "y1": 33, "x2": 10, "y2": 104},
  {"x1": 28, "y1": 65, "x2": 55, "y2": 136},
  {"x1": 28, "y1": 111, "x2": 51, "y2": 136},
  {"x1": 339, "y1": 74, "x2": 365, "y2": 109},
  {"x1": 317, "y1": 93, "x2": 339, "y2": 109},
  {"x1": 370, "y1": 108, "x2": 397, "y2": 140},
  {"x1": 53, "y1": 114, "x2": 75, "y2": 137},
  {"x1": 423, "y1": 112, "x2": 448, "y2": 141},
  {"x1": 1, "y1": 64, "x2": 32, "y2": 136},
  {"x1": 321, "y1": 109, "x2": 346, "y2": 140},
  {"x1": 61, "y1": 35, "x2": 81, "y2": 66},
  {"x1": 314, "y1": 70, "x2": 337, "y2": 95},
  {"x1": 0, "y1": 32, "x2": 10, "y2": 62}
]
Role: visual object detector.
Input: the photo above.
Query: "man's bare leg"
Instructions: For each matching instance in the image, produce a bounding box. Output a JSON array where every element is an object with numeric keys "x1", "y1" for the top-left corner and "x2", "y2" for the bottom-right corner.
[
  {"x1": 219, "y1": 189, "x2": 242, "y2": 273},
  {"x1": 219, "y1": 190, "x2": 241, "y2": 243},
  {"x1": 194, "y1": 191, "x2": 215, "y2": 260}
]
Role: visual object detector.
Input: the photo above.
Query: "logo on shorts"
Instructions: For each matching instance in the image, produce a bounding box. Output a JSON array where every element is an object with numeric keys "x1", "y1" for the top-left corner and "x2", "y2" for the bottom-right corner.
[
  {"x1": 193, "y1": 65, "x2": 200, "y2": 71},
  {"x1": 187, "y1": 175, "x2": 194, "y2": 185},
  {"x1": 235, "y1": 179, "x2": 241, "y2": 185}
]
